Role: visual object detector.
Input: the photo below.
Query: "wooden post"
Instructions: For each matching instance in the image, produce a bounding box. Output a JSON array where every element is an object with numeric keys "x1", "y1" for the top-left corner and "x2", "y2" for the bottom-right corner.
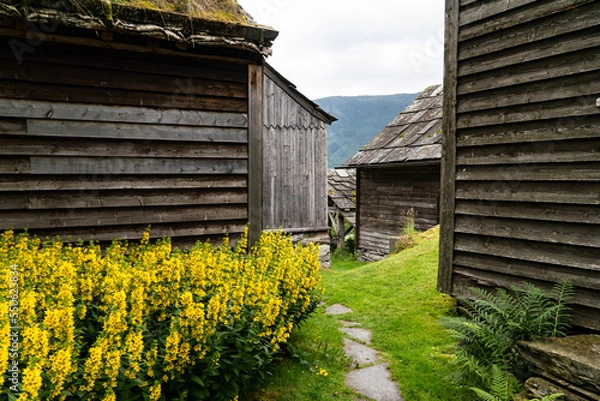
[
  {"x1": 248, "y1": 62, "x2": 264, "y2": 248},
  {"x1": 354, "y1": 168, "x2": 361, "y2": 256},
  {"x1": 336, "y1": 209, "x2": 345, "y2": 250},
  {"x1": 438, "y1": 0, "x2": 459, "y2": 294}
]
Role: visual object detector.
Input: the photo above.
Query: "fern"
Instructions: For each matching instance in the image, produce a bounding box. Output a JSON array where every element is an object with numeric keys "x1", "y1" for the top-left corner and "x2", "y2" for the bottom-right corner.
[
  {"x1": 470, "y1": 365, "x2": 521, "y2": 401},
  {"x1": 440, "y1": 281, "x2": 574, "y2": 389}
]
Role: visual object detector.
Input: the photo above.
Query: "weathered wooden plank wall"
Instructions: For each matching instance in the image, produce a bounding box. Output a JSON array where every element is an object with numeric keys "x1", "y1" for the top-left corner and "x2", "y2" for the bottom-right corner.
[
  {"x1": 0, "y1": 37, "x2": 250, "y2": 247},
  {"x1": 358, "y1": 165, "x2": 440, "y2": 262},
  {"x1": 262, "y1": 69, "x2": 329, "y2": 232},
  {"x1": 439, "y1": 0, "x2": 600, "y2": 330},
  {"x1": 262, "y1": 66, "x2": 331, "y2": 264}
]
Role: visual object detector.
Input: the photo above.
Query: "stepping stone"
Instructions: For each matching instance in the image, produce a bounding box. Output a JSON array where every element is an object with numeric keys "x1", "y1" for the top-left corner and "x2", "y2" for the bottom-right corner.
[
  {"x1": 325, "y1": 303, "x2": 353, "y2": 315},
  {"x1": 344, "y1": 338, "x2": 379, "y2": 366},
  {"x1": 339, "y1": 320, "x2": 361, "y2": 327},
  {"x1": 346, "y1": 364, "x2": 404, "y2": 401},
  {"x1": 340, "y1": 327, "x2": 372, "y2": 344}
]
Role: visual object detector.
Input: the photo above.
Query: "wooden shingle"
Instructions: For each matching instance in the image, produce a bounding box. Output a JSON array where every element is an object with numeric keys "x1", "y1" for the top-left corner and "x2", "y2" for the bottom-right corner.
[{"x1": 345, "y1": 85, "x2": 443, "y2": 167}]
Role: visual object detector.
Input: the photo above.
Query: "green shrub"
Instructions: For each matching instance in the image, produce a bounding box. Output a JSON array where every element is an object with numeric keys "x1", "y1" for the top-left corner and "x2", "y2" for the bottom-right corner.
[
  {"x1": 0, "y1": 228, "x2": 322, "y2": 401},
  {"x1": 470, "y1": 365, "x2": 563, "y2": 401},
  {"x1": 440, "y1": 281, "x2": 574, "y2": 385}
]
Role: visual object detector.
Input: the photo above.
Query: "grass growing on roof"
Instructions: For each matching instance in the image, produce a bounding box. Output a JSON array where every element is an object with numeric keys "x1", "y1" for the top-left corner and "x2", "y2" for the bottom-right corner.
[{"x1": 112, "y1": 0, "x2": 247, "y2": 21}]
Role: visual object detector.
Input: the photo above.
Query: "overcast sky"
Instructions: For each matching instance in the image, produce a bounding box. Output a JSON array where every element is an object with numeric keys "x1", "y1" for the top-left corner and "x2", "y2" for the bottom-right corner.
[{"x1": 237, "y1": 0, "x2": 445, "y2": 100}]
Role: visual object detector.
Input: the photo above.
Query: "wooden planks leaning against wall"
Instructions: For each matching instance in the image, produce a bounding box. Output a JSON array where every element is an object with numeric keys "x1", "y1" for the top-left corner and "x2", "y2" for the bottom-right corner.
[
  {"x1": 439, "y1": 0, "x2": 600, "y2": 330},
  {"x1": 0, "y1": 38, "x2": 251, "y2": 247}
]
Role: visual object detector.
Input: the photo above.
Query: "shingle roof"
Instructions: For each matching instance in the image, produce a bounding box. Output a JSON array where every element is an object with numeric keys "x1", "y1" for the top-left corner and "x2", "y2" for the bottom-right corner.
[
  {"x1": 0, "y1": 0, "x2": 278, "y2": 55},
  {"x1": 344, "y1": 84, "x2": 443, "y2": 167},
  {"x1": 328, "y1": 168, "x2": 356, "y2": 211}
]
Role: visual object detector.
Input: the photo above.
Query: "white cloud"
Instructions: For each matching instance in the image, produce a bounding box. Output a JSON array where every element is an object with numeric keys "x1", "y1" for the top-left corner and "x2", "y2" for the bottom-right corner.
[{"x1": 238, "y1": 0, "x2": 444, "y2": 99}]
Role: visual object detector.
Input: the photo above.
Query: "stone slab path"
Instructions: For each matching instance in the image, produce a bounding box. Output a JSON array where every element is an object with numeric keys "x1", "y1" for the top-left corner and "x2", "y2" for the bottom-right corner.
[{"x1": 325, "y1": 304, "x2": 404, "y2": 401}]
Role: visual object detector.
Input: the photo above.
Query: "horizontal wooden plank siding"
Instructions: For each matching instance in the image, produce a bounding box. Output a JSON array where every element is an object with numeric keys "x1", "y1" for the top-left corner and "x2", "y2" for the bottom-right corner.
[
  {"x1": 357, "y1": 165, "x2": 440, "y2": 261},
  {"x1": 441, "y1": 0, "x2": 600, "y2": 330},
  {"x1": 0, "y1": 37, "x2": 250, "y2": 246},
  {"x1": 262, "y1": 71, "x2": 328, "y2": 232}
]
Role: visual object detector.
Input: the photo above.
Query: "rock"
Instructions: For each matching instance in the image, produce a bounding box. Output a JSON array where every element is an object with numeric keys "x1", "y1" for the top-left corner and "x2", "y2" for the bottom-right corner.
[
  {"x1": 340, "y1": 327, "x2": 372, "y2": 344},
  {"x1": 518, "y1": 335, "x2": 600, "y2": 397},
  {"x1": 339, "y1": 320, "x2": 361, "y2": 327},
  {"x1": 325, "y1": 304, "x2": 352, "y2": 315},
  {"x1": 346, "y1": 364, "x2": 403, "y2": 401},
  {"x1": 343, "y1": 338, "x2": 379, "y2": 366},
  {"x1": 525, "y1": 377, "x2": 589, "y2": 401}
]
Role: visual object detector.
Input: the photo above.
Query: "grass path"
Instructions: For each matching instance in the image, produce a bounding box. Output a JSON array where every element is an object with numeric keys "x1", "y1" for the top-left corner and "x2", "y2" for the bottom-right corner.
[{"x1": 250, "y1": 227, "x2": 476, "y2": 400}]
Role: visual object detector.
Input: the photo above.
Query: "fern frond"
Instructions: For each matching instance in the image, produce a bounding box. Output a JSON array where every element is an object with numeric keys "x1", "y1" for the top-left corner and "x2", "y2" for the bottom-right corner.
[{"x1": 471, "y1": 387, "x2": 501, "y2": 401}]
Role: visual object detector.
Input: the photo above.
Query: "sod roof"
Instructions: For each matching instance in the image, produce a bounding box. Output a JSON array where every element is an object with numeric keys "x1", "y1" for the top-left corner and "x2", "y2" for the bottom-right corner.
[{"x1": 0, "y1": 0, "x2": 278, "y2": 55}]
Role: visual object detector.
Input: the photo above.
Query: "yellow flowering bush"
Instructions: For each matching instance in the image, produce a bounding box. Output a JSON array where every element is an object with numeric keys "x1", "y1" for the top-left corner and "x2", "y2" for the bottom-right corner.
[{"x1": 0, "y1": 228, "x2": 322, "y2": 401}]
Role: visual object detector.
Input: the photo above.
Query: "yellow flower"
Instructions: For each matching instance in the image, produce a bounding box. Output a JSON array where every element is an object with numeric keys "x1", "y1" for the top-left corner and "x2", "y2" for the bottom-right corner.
[
  {"x1": 21, "y1": 365, "x2": 43, "y2": 400},
  {"x1": 149, "y1": 382, "x2": 161, "y2": 401}
]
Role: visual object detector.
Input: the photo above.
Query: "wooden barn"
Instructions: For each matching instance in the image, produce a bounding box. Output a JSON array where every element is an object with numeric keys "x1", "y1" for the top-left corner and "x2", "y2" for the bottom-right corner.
[
  {"x1": 345, "y1": 85, "x2": 443, "y2": 262},
  {"x1": 439, "y1": 0, "x2": 600, "y2": 330},
  {"x1": 327, "y1": 168, "x2": 356, "y2": 251},
  {"x1": 262, "y1": 65, "x2": 336, "y2": 264},
  {"x1": 0, "y1": 0, "x2": 334, "y2": 255}
]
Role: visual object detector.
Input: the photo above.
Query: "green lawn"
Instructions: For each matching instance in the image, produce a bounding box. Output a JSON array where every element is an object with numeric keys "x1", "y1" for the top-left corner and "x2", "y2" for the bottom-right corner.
[{"x1": 249, "y1": 227, "x2": 476, "y2": 400}]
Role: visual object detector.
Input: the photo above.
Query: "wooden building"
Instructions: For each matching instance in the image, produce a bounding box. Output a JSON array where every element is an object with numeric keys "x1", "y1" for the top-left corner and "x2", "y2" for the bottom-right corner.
[
  {"x1": 327, "y1": 168, "x2": 356, "y2": 251},
  {"x1": 262, "y1": 65, "x2": 336, "y2": 264},
  {"x1": 439, "y1": 0, "x2": 600, "y2": 330},
  {"x1": 0, "y1": 0, "x2": 333, "y2": 253},
  {"x1": 345, "y1": 85, "x2": 443, "y2": 262}
]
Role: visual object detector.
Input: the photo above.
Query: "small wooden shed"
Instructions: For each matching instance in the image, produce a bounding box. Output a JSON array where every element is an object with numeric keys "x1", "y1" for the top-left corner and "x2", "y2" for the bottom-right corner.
[
  {"x1": 262, "y1": 65, "x2": 336, "y2": 263},
  {"x1": 439, "y1": 0, "x2": 600, "y2": 330},
  {"x1": 327, "y1": 168, "x2": 356, "y2": 251},
  {"x1": 345, "y1": 85, "x2": 443, "y2": 262},
  {"x1": 0, "y1": 0, "x2": 334, "y2": 254}
]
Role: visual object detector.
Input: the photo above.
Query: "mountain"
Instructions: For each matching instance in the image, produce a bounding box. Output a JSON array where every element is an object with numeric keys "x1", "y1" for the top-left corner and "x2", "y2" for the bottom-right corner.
[{"x1": 314, "y1": 93, "x2": 418, "y2": 168}]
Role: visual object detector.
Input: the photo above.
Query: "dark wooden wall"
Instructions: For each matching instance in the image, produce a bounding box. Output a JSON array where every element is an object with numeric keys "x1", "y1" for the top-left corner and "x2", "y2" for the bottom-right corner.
[
  {"x1": 0, "y1": 36, "x2": 251, "y2": 247},
  {"x1": 357, "y1": 164, "x2": 440, "y2": 262},
  {"x1": 439, "y1": 0, "x2": 600, "y2": 330}
]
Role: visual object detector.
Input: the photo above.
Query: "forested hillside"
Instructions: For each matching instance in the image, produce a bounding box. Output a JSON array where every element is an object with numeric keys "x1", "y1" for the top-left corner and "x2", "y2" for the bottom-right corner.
[{"x1": 315, "y1": 93, "x2": 418, "y2": 168}]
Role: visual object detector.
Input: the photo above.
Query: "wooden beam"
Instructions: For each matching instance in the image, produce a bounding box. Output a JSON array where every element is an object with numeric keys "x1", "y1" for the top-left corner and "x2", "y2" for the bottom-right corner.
[
  {"x1": 438, "y1": 0, "x2": 459, "y2": 294},
  {"x1": 27, "y1": 120, "x2": 248, "y2": 143},
  {"x1": 0, "y1": 99, "x2": 248, "y2": 127},
  {"x1": 28, "y1": 157, "x2": 248, "y2": 175},
  {"x1": 355, "y1": 169, "x2": 361, "y2": 255},
  {"x1": 248, "y1": 62, "x2": 264, "y2": 247}
]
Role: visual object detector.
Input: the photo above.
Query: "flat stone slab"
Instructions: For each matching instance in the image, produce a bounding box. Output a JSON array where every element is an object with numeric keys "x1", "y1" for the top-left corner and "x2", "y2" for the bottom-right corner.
[
  {"x1": 325, "y1": 303, "x2": 353, "y2": 315},
  {"x1": 339, "y1": 320, "x2": 361, "y2": 327},
  {"x1": 344, "y1": 338, "x2": 379, "y2": 366},
  {"x1": 346, "y1": 364, "x2": 403, "y2": 401},
  {"x1": 525, "y1": 377, "x2": 590, "y2": 401},
  {"x1": 518, "y1": 335, "x2": 600, "y2": 394},
  {"x1": 340, "y1": 327, "x2": 372, "y2": 344}
]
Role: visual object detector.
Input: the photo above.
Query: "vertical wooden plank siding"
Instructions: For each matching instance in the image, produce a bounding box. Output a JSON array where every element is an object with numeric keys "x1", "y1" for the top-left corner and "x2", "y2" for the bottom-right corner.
[
  {"x1": 438, "y1": 0, "x2": 460, "y2": 293},
  {"x1": 440, "y1": 0, "x2": 600, "y2": 330},
  {"x1": 248, "y1": 63, "x2": 265, "y2": 247},
  {"x1": 262, "y1": 72, "x2": 329, "y2": 233},
  {"x1": 0, "y1": 38, "x2": 250, "y2": 247}
]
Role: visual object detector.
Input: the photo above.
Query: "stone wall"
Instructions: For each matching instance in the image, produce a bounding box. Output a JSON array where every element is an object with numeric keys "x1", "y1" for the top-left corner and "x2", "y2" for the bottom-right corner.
[{"x1": 518, "y1": 335, "x2": 600, "y2": 401}]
